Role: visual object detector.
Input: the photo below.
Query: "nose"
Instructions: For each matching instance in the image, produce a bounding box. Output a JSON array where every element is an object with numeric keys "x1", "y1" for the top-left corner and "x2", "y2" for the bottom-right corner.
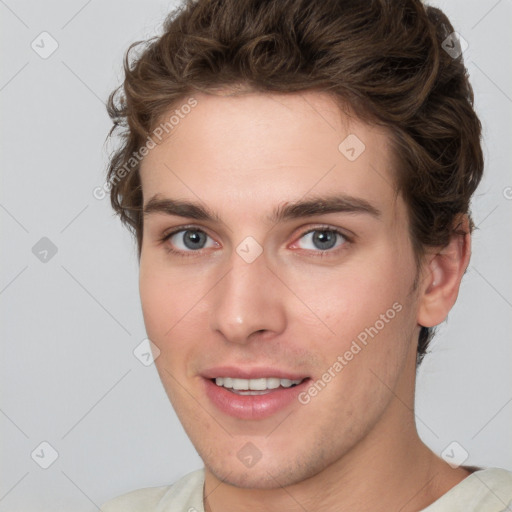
[{"x1": 209, "y1": 248, "x2": 287, "y2": 345}]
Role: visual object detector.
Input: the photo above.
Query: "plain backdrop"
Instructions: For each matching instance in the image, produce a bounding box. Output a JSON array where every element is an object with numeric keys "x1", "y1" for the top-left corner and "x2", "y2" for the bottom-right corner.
[{"x1": 1, "y1": 0, "x2": 511, "y2": 510}]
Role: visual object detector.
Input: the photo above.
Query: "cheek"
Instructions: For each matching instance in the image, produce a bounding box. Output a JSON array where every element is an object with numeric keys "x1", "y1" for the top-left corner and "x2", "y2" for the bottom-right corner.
[
  {"x1": 289, "y1": 264, "x2": 406, "y2": 332},
  {"x1": 138, "y1": 256, "x2": 213, "y2": 379},
  {"x1": 139, "y1": 267, "x2": 170, "y2": 340},
  {"x1": 139, "y1": 255, "x2": 202, "y2": 339},
  {"x1": 281, "y1": 248, "x2": 416, "y2": 369}
]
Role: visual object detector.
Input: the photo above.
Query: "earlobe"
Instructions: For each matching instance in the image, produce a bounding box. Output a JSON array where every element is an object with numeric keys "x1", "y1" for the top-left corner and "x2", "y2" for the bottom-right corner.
[{"x1": 417, "y1": 215, "x2": 472, "y2": 328}]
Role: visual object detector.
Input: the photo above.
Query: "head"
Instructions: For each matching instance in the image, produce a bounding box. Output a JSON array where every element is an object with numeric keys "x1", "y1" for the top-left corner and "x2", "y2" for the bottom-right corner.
[{"x1": 105, "y1": 0, "x2": 483, "y2": 489}]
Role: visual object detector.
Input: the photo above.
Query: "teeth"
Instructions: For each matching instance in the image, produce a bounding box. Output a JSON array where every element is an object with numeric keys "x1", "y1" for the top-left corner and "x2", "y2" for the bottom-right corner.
[{"x1": 214, "y1": 377, "x2": 303, "y2": 390}]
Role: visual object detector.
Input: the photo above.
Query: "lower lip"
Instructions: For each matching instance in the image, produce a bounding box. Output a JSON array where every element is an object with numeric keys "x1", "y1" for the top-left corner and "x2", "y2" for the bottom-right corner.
[{"x1": 203, "y1": 378, "x2": 311, "y2": 420}]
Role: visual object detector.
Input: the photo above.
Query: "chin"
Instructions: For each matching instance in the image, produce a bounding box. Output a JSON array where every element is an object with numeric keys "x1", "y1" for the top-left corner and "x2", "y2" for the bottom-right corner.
[
  {"x1": 203, "y1": 451, "x2": 328, "y2": 490},
  {"x1": 207, "y1": 464, "x2": 295, "y2": 489}
]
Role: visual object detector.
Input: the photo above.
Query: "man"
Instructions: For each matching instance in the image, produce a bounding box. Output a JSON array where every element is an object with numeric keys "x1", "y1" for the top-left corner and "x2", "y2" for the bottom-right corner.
[{"x1": 101, "y1": 0, "x2": 512, "y2": 510}]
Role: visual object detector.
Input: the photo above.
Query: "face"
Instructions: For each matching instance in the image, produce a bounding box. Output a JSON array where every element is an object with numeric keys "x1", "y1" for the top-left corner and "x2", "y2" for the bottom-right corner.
[{"x1": 138, "y1": 91, "x2": 421, "y2": 488}]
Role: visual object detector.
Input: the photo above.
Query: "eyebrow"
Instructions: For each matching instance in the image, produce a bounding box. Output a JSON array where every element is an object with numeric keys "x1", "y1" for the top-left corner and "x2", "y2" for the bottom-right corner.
[{"x1": 143, "y1": 194, "x2": 381, "y2": 223}]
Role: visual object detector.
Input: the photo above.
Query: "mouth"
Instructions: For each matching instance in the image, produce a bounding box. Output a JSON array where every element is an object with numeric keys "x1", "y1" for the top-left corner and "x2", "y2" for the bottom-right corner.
[{"x1": 201, "y1": 369, "x2": 311, "y2": 420}]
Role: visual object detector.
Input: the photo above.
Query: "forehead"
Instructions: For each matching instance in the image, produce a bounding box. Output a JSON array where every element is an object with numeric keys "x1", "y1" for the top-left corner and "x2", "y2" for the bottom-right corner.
[{"x1": 139, "y1": 90, "x2": 400, "y2": 222}]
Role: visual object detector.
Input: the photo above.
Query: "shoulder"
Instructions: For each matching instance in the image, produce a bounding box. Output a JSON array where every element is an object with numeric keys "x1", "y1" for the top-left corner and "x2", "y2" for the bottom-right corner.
[
  {"x1": 473, "y1": 468, "x2": 512, "y2": 505},
  {"x1": 423, "y1": 467, "x2": 512, "y2": 512},
  {"x1": 100, "y1": 468, "x2": 205, "y2": 512}
]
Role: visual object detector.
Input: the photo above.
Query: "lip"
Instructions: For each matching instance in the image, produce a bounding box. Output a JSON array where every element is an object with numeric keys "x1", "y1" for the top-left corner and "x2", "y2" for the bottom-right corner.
[{"x1": 202, "y1": 368, "x2": 311, "y2": 420}]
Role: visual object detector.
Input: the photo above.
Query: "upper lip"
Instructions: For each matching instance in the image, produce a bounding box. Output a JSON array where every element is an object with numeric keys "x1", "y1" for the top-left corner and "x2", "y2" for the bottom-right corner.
[{"x1": 201, "y1": 366, "x2": 309, "y2": 380}]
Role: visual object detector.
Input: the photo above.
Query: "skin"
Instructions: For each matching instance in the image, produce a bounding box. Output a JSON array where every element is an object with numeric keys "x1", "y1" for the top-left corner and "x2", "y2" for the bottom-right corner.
[{"x1": 138, "y1": 90, "x2": 472, "y2": 512}]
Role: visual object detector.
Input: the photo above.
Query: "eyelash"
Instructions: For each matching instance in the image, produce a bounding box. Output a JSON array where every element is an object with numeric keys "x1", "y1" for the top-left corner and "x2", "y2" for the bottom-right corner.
[{"x1": 158, "y1": 225, "x2": 352, "y2": 258}]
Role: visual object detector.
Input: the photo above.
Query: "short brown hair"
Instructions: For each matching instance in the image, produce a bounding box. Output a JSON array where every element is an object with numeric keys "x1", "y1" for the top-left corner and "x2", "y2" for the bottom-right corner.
[{"x1": 105, "y1": 0, "x2": 483, "y2": 363}]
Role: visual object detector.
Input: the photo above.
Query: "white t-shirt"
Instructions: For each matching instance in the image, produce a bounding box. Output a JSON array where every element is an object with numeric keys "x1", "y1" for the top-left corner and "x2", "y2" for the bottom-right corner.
[{"x1": 100, "y1": 467, "x2": 512, "y2": 512}]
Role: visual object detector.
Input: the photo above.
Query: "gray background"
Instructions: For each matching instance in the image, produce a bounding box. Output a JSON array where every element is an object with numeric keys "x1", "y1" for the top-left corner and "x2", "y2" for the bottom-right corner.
[{"x1": 1, "y1": 0, "x2": 511, "y2": 510}]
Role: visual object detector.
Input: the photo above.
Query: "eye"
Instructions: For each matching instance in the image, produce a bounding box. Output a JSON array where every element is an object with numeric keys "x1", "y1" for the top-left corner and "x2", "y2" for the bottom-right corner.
[
  {"x1": 294, "y1": 228, "x2": 347, "y2": 252},
  {"x1": 164, "y1": 228, "x2": 218, "y2": 252}
]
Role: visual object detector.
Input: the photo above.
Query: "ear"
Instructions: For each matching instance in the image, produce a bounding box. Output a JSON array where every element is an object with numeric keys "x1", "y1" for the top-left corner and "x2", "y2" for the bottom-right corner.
[{"x1": 417, "y1": 215, "x2": 472, "y2": 328}]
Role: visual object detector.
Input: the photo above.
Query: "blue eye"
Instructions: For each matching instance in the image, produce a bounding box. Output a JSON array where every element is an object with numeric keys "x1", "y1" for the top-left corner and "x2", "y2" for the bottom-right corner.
[
  {"x1": 166, "y1": 229, "x2": 216, "y2": 251},
  {"x1": 296, "y1": 228, "x2": 346, "y2": 252}
]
